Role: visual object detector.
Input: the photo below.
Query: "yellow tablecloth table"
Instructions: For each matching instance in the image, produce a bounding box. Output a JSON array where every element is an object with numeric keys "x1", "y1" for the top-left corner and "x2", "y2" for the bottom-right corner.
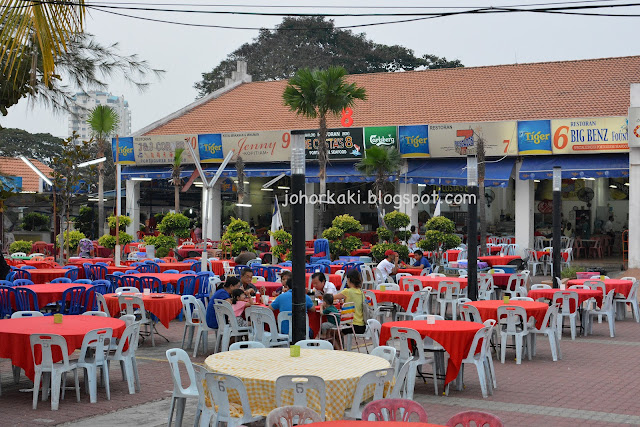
[{"x1": 203, "y1": 348, "x2": 390, "y2": 421}]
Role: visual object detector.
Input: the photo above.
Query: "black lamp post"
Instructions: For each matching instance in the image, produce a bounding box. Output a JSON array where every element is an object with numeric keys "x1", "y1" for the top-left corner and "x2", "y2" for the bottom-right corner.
[
  {"x1": 552, "y1": 166, "x2": 562, "y2": 288},
  {"x1": 290, "y1": 134, "x2": 307, "y2": 344},
  {"x1": 467, "y1": 155, "x2": 478, "y2": 301}
]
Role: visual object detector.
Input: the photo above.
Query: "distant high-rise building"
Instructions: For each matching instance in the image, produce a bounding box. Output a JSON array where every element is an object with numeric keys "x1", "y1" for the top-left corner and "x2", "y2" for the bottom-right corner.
[{"x1": 68, "y1": 91, "x2": 131, "y2": 141}]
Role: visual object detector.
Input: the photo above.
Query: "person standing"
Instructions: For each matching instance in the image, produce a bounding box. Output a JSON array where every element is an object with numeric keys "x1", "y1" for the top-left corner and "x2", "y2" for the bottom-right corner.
[{"x1": 407, "y1": 225, "x2": 421, "y2": 252}]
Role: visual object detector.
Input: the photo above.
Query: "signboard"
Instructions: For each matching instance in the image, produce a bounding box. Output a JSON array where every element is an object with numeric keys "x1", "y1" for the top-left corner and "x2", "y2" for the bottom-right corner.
[
  {"x1": 429, "y1": 121, "x2": 518, "y2": 157},
  {"x1": 517, "y1": 120, "x2": 552, "y2": 155},
  {"x1": 198, "y1": 133, "x2": 223, "y2": 163},
  {"x1": 111, "y1": 137, "x2": 136, "y2": 164},
  {"x1": 219, "y1": 177, "x2": 237, "y2": 193},
  {"x1": 296, "y1": 128, "x2": 364, "y2": 160},
  {"x1": 629, "y1": 107, "x2": 640, "y2": 148},
  {"x1": 398, "y1": 125, "x2": 429, "y2": 157},
  {"x1": 551, "y1": 117, "x2": 628, "y2": 154},
  {"x1": 222, "y1": 130, "x2": 291, "y2": 162},
  {"x1": 364, "y1": 126, "x2": 398, "y2": 151},
  {"x1": 0, "y1": 175, "x2": 22, "y2": 192},
  {"x1": 132, "y1": 134, "x2": 199, "y2": 165}
]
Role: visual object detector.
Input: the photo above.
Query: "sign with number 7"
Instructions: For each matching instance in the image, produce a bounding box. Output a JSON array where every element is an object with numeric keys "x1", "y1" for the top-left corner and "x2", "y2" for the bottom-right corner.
[{"x1": 428, "y1": 121, "x2": 518, "y2": 157}]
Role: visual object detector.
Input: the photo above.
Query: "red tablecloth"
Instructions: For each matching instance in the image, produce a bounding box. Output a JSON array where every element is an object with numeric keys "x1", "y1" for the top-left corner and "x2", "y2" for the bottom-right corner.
[
  {"x1": 20, "y1": 260, "x2": 58, "y2": 269},
  {"x1": 445, "y1": 250, "x2": 461, "y2": 262},
  {"x1": 567, "y1": 279, "x2": 634, "y2": 298},
  {"x1": 28, "y1": 268, "x2": 68, "y2": 283},
  {"x1": 107, "y1": 265, "x2": 131, "y2": 274},
  {"x1": 211, "y1": 260, "x2": 235, "y2": 276},
  {"x1": 468, "y1": 300, "x2": 549, "y2": 329},
  {"x1": 478, "y1": 255, "x2": 521, "y2": 267},
  {"x1": 528, "y1": 288, "x2": 602, "y2": 311},
  {"x1": 397, "y1": 268, "x2": 424, "y2": 275},
  {"x1": 67, "y1": 258, "x2": 113, "y2": 265},
  {"x1": 379, "y1": 320, "x2": 483, "y2": 385},
  {"x1": 315, "y1": 422, "x2": 444, "y2": 427},
  {"x1": 306, "y1": 273, "x2": 342, "y2": 290},
  {"x1": 535, "y1": 251, "x2": 569, "y2": 261},
  {"x1": 0, "y1": 315, "x2": 125, "y2": 381},
  {"x1": 350, "y1": 249, "x2": 371, "y2": 256},
  {"x1": 487, "y1": 246, "x2": 502, "y2": 254},
  {"x1": 158, "y1": 262, "x2": 194, "y2": 273},
  {"x1": 128, "y1": 273, "x2": 195, "y2": 287},
  {"x1": 491, "y1": 273, "x2": 512, "y2": 289},
  {"x1": 371, "y1": 290, "x2": 415, "y2": 311},
  {"x1": 398, "y1": 276, "x2": 467, "y2": 292},
  {"x1": 176, "y1": 247, "x2": 204, "y2": 258},
  {"x1": 256, "y1": 282, "x2": 284, "y2": 297},
  {"x1": 103, "y1": 293, "x2": 182, "y2": 328},
  {"x1": 21, "y1": 283, "x2": 93, "y2": 307}
]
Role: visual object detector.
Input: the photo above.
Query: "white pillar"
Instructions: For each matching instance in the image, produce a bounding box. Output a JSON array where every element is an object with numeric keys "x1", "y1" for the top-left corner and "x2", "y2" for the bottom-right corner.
[
  {"x1": 628, "y1": 84, "x2": 640, "y2": 268},
  {"x1": 125, "y1": 180, "x2": 140, "y2": 238},
  {"x1": 305, "y1": 182, "x2": 315, "y2": 240},
  {"x1": 398, "y1": 182, "x2": 419, "y2": 226},
  {"x1": 515, "y1": 161, "x2": 534, "y2": 257},
  {"x1": 210, "y1": 182, "x2": 222, "y2": 240}
]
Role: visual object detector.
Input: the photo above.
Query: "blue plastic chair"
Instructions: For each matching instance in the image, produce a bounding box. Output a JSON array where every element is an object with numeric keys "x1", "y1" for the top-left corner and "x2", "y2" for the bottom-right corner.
[
  {"x1": 314, "y1": 259, "x2": 332, "y2": 267},
  {"x1": 105, "y1": 274, "x2": 120, "y2": 292},
  {"x1": 135, "y1": 264, "x2": 150, "y2": 273},
  {"x1": 278, "y1": 261, "x2": 292, "y2": 267},
  {"x1": 20, "y1": 265, "x2": 37, "y2": 270},
  {"x1": 342, "y1": 262, "x2": 362, "y2": 274},
  {"x1": 190, "y1": 261, "x2": 201, "y2": 273},
  {"x1": 14, "y1": 287, "x2": 39, "y2": 311},
  {"x1": 74, "y1": 279, "x2": 93, "y2": 285},
  {"x1": 82, "y1": 263, "x2": 93, "y2": 280},
  {"x1": 5, "y1": 271, "x2": 15, "y2": 281},
  {"x1": 87, "y1": 264, "x2": 107, "y2": 281},
  {"x1": 12, "y1": 269, "x2": 32, "y2": 281},
  {"x1": 139, "y1": 276, "x2": 162, "y2": 292},
  {"x1": 13, "y1": 279, "x2": 34, "y2": 287},
  {"x1": 51, "y1": 277, "x2": 72, "y2": 284},
  {"x1": 64, "y1": 268, "x2": 79, "y2": 281},
  {"x1": 309, "y1": 238, "x2": 330, "y2": 263},
  {"x1": 91, "y1": 280, "x2": 111, "y2": 293},
  {"x1": 164, "y1": 269, "x2": 180, "y2": 274},
  {"x1": 83, "y1": 285, "x2": 101, "y2": 311},
  {"x1": 195, "y1": 272, "x2": 214, "y2": 300},
  {"x1": 234, "y1": 265, "x2": 249, "y2": 276},
  {"x1": 95, "y1": 262, "x2": 109, "y2": 267},
  {"x1": 0, "y1": 280, "x2": 14, "y2": 287},
  {"x1": 0, "y1": 286, "x2": 15, "y2": 318},
  {"x1": 112, "y1": 271, "x2": 125, "y2": 276},
  {"x1": 177, "y1": 275, "x2": 196, "y2": 295},
  {"x1": 125, "y1": 269, "x2": 139, "y2": 275},
  {"x1": 59, "y1": 286, "x2": 86, "y2": 314},
  {"x1": 154, "y1": 258, "x2": 166, "y2": 263},
  {"x1": 182, "y1": 270, "x2": 196, "y2": 275},
  {"x1": 120, "y1": 276, "x2": 141, "y2": 290},
  {"x1": 145, "y1": 262, "x2": 160, "y2": 273},
  {"x1": 131, "y1": 262, "x2": 145, "y2": 267}
]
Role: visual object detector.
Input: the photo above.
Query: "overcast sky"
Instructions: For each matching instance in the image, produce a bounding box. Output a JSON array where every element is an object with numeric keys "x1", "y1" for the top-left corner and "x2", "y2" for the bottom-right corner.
[{"x1": 1, "y1": 0, "x2": 639, "y2": 138}]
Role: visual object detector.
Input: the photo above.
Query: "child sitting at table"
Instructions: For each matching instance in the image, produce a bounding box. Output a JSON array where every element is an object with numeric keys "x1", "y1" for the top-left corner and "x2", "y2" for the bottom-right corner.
[
  {"x1": 230, "y1": 288, "x2": 253, "y2": 327},
  {"x1": 320, "y1": 293, "x2": 340, "y2": 348}
]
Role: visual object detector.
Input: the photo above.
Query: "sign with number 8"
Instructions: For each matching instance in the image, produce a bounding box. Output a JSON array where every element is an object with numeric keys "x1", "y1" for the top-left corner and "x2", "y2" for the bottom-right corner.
[{"x1": 341, "y1": 108, "x2": 354, "y2": 127}]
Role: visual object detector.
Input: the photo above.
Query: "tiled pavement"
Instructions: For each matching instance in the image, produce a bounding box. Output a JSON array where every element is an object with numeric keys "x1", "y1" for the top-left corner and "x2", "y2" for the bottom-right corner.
[{"x1": 2, "y1": 305, "x2": 640, "y2": 426}]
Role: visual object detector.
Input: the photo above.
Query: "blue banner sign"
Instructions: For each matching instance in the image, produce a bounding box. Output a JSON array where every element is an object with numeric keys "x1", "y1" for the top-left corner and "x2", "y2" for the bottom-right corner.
[
  {"x1": 518, "y1": 120, "x2": 552, "y2": 155},
  {"x1": 399, "y1": 125, "x2": 429, "y2": 157},
  {"x1": 198, "y1": 133, "x2": 224, "y2": 163},
  {"x1": 111, "y1": 137, "x2": 136, "y2": 164}
]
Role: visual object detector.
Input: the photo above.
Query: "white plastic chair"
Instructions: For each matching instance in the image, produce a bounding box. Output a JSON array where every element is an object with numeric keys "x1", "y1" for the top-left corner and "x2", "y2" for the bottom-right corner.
[
  {"x1": 525, "y1": 248, "x2": 544, "y2": 276},
  {"x1": 30, "y1": 333, "x2": 80, "y2": 410},
  {"x1": 529, "y1": 303, "x2": 561, "y2": 362},
  {"x1": 213, "y1": 299, "x2": 251, "y2": 352},
  {"x1": 390, "y1": 326, "x2": 439, "y2": 395},
  {"x1": 343, "y1": 368, "x2": 394, "y2": 419},
  {"x1": 436, "y1": 281, "x2": 461, "y2": 320},
  {"x1": 94, "y1": 293, "x2": 111, "y2": 317},
  {"x1": 248, "y1": 306, "x2": 289, "y2": 348},
  {"x1": 554, "y1": 291, "x2": 580, "y2": 340},
  {"x1": 76, "y1": 327, "x2": 112, "y2": 403},
  {"x1": 586, "y1": 290, "x2": 616, "y2": 338},
  {"x1": 395, "y1": 273, "x2": 412, "y2": 284},
  {"x1": 615, "y1": 277, "x2": 639, "y2": 322},
  {"x1": 277, "y1": 311, "x2": 311, "y2": 344},
  {"x1": 367, "y1": 319, "x2": 381, "y2": 347},
  {"x1": 107, "y1": 322, "x2": 141, "y2": 394},
  {"x1": 11, "y1": 311, "x2": 44, "y2": 318},
  {"x1": 360, "y1": 265, "x2": 376, "y2": 290},
  {"x1": 82, "y1": 311, "x2": 108, "y2": 317},
  {"x1": 402, "y1": 277, "x2": 423, "y2": 292},
  {"x1": 477, "y1": 274, "x2": 496, "y2": 301},
  {"x1": 118, "y1": 294, "x2": 155, "y2": 347},
  {"x1": 296, "y1": 339, "x2": 333, "y2": 350},
  {"x1": 166, "y1": 348, "x2": 200, "y2": 427},
  {"x1": 396, "y1": 288, "x2": 432, "y2": 321},
  {"x1": 531, "y1": 284, "x2": 551, "y2": 290},
  {"x1": 453, "y1": 322, "x2": 494, "y2": 398},
  {"x1": 459, "y1": 303, "x2": 483, "y2": 323},
  {"x1": 229, "y1": 341, "x2": 266, "y2": 351},
  {"x1": 497, "y1": 305, "x2": 531, "y2": 364},
  {"x1": 364, "y1": 290, "x2": 392, "y2": 323},
  {"x1": 370, "y1": 345, "x2": 398, "y2": 376},
  {"x1": 115, "y1": 286, "x2": 139, "y2": 293},
  {"x1": 504, "y1": 274, "x2": 527, "y2": 298},
  {"x1": 375, "y1": 283, "x2": 399, "y2": 291},
  {"x1": 510, "y1": 296, "x2": 534, "y2": 301},
  {"x1": 389, "y1": 356, "x2": 419, "y2": 400},
  {"x1": 275, "y1": 375, "x2": 326, "y2": 420}
]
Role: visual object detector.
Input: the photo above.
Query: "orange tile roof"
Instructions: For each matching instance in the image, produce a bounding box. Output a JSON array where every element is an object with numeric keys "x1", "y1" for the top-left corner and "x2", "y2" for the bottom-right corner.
[
  {"x1": 145, "y1": 56, "x2": 640, "y2": 136},
  {"x1": 0, "y1": 157, "x2": 53, "y2": 192}
]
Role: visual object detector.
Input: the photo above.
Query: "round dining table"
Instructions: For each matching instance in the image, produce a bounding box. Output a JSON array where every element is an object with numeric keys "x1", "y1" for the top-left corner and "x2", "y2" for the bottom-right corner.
[
  {"x1": 210, "y1": 260, "x2": 235, "y2": 276},
  {"x1": 379, "y1": 320, "x2": 483, "y2": 386},
  {"x1": 0, "y1": 315, "x2": 126, "y2": 381},
  {"x1": 128, "y1": 272, "x2": 195, "y2": 288},
  {"x1": 107, "y1": 265, "x2": 132, "y2": 274},
  {"x1": 67, "y1": 257, "x2": 114, "y2": 265},
  {"x1": 398, "y1": 276, "x2": 467, "y2": 292},
  {"x1": 158, "y1": 262, "x2": 195, "y2": 273},
  {"x1": 20, "y1": 283, "x2": 93, "y2": 307},
  {"x1": 103, "y1": 292, "x2": 182, "y2": 328},
  {"x1": 255, "y1": 281, "x2": 284, "y2": 296},
  {"x1": 467, "y1": 300, "x2": 549, "y2": 328},
  {"x1": 28, "y1": 268, "x2": 69, "y2": 284},
  {"x1": 397, "y1": 267, "x2": 424, "y2": 276},
  {"x1": 566, "y1": 278, "x2": 634, "y2": 298},
  {"x1": 528, "y1": 288, "x2": 603, "y2": 307},
  {"x1": 204, "y1": 348, "x2": 391, "y2": 421},
  {"x1": 477, "y1": 255, "x2": 521, "y2": 267},
  {"x1": 371, "y1": 290, "x2": 416, "y2": 311}
]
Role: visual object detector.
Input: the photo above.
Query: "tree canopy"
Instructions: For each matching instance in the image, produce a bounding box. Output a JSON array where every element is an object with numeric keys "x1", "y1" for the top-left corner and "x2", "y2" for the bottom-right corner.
[
  {"x1": 0, "y1": 128, "x2": 64, "y2": 165},
  {"x1": 194, "y1": 16, "x2": 463, "y2": 97}
]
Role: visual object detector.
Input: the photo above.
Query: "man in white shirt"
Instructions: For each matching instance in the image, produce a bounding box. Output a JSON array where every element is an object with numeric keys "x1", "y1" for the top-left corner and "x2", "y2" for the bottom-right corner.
[
  {"x1": 311, "y1": 272, "x2": 338, "y2": 296},
  {"x1": 376, "y1": 249, "x2": 399, "y2": 283}
]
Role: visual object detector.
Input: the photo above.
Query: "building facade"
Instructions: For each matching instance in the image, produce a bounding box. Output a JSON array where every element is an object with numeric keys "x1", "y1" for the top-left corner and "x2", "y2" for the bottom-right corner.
[{"x1": 68, "y1": 91, "x2": 131, "y2": 141}]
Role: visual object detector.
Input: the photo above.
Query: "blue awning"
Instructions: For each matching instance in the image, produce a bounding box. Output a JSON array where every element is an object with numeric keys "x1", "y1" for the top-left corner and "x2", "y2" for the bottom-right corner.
[
  {"x1": 305, "y1": 163, "x2": 373, "y2": 183},
  {"x1": 519, "y1": 154, "x2": 629, "y2": 180},
  {"x1": 121, "y1": 166, "x2": 180, "y2": 180},
  {"x1": 401, "y1": 158, "x2": 515, "y2": 188},
  {"x1": 122, "y1": 164, "x2": 291, "y2": 180}
]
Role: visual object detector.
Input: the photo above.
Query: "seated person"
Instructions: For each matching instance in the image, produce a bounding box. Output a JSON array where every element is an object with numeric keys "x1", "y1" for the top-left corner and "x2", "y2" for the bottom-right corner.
[
  {"x1": 413, "y1": 249, "x2": 431, "y2": 271},
  {"x1": 235, "y1": 248, "x2": 257, "y2": 266},
  {"x1": 230, "y1": 288, "x2": 253, "y2": 327},
  {"x1": 320, "y1": 293, "x2": 340, "y2": 349},
  {"x1": 239, "y1": 267, "x2": 257, "y2": 296},
  {"x1": 334, "y1": 269, "x2": 366, "y2": 335},
  {"x1": 77, "y1": 238, "x2": 95, "y2": 258},
  {"x1": 269, "y1": 281, "x2": 315, "y2": 337},
  {"x1": 273, "y1": 270, "x2": 292, "y2": 296},
  {"x1": 310, "y1": 272, "x2": 337, "y2": 297},
  {"x1": 206, "y1": 276, "x2": 242, "y2": 329},
  {"x1": 376, "y1": 250, "x2": 399, "y2": 283}
]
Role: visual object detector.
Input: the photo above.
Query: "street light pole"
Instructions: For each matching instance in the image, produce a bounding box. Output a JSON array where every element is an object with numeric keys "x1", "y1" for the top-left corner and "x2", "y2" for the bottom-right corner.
[
  {"x1": 291, "y1": 133, "x2": 306, "y2": 344},
  {"x1": 552, "y1": 166, "x2": 562, "y2": 288},
  {"x1": 467, "y1": 155, "x2": 478, "y2": 301}
]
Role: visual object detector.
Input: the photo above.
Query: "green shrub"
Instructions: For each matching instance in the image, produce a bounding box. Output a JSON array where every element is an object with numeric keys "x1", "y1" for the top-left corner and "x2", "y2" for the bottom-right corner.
[
  {"x1": 417, "y1": 230, "x2": 461, "y2": 252},
  {"x1": 221, "y1": 217, "x2": 257, "y2": 256},
  {"x1": 269, "y1": 229, "x2": 292, "y2": 261},
  {"x1": 157, "y1": 212, "x2": 191, "y2": 238},
  {"x1": 396, "y1": 230, "x2": 411, "y2": 242},
  {"x1": 98, "y1": 232, "x2": 133, "y2": 249},
  {"x1": 55, "y1": 230, "x2": 86, "y2": 251},
  {"x1": 384, "y1": 211, "x2": 410, "y2": 231},
  {"x1": 107, "y1": 215, "x2": 131, "y2": 231},
  {"x1": 21, "y1": 212, "x2": 50, "y2": 231},
  {"x1": 322, "y1": 227, "x2": 343, "y2": 241},
  {"x1": 74, "y1": 206, "x2": 97, "y2": 238},
  {"x1": 371, "y1": 242, "x2": 409, "y2": 262},
  {"x1": 9, "y1": 240, "x2": 33, "y2": 254},
  {"x1": 322, "y1": 214, "x2": 363, "y2": 257},
  {"x1": 144, "y1": 234, "x2": 177, "y2": 258},
  {"x1": 561, "y1": 266, "x2": 582, "y2": 279},
  {"x1": 331, "y1": 214, "x2": 362, "y2": 234},
  {"x1": 425, "y1": 216, "x2": 456, "y2": 233},
  {"x1": 376, "y1": 227, "x2": 392, "y2": 242}
]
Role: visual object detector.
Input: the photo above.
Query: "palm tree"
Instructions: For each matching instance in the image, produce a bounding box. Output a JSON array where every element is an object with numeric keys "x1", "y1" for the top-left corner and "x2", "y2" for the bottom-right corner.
[
  {"x1": 87, "y1": 105, "x2": 120, "y2": 236},
  {"x1": 356, "y1": 146, "x2": 402, "y2": 217},
  {"x1": 0, "y1": 1, "x2": 86, "y2": 86},
  {"x1": 169, "y1": 148, "x2": 185, "y2": 213},
  {"x1": 283, "y1": 66, "x2": 366, "y2": 236}
]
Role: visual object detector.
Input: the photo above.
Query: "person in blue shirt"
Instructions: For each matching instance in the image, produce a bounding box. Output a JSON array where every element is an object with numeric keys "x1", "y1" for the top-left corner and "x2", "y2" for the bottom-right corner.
[
  {"x1": 206, "y1": 276, "x2": 242, "y2": 329},
  {"x1": 414, "y1": 250, "x2": 432, "y2": 272},
  {"x1": 269, "y1": 281, "x2": 315, "y2": 336}
]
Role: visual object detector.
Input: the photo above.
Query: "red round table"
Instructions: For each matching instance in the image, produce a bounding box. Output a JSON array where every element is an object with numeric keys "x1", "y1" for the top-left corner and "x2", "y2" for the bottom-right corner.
[
  {"x1": 315, "y1": 422, "x2": 443, "y2": 427},
  {"x1": 445, "y1": 250, "x2": 461, "y2": 262},
  {"x1": 28, "y1": 268, "x2": 68, "y2": 284},
  {"x1": 256, "y1": 281, "x2": 284, "y2": 297},
  {"x1": 398, "y1": 276, "x2": 467, "y2": 292},
  {"x1": 329, "y1": 265, "x2": 344, "y2": 274},
  {"x1": 21, "y1": 283, "x2": 93, "y2": 307},
  {"x1": 468, "y1": 300, "x2": 549, "y2": 329},
  {"x1": 211, "y1": 260, "x2": 235, "y2": 276},
  {"x1": 103, "y1": 293, "x2": 182, "y2": 328},
  {"x1": 487, "y1": 246, "x2": 502, "y2": 254},
  {"x1": 158, "y1": 262, "x2": 195, "y2": 273},
  {"x1": 379, "y1": 320, "x2": 483, "y2": 385},
  {"x1": 397, "y1": 268, "x2": 424, "y2": 275},
  {"x1": 478, "y1": 255, "x2": 521, "y2": 267},
  {"x1": 528, "y1": 288, "x2": 603, "y2": 308},
  {"x1": 371, "y1": 290, "x2": 415, "y2": 311},
  {"x1": 566, "y1": 279, "x2": 634, "y2": 298},
  {"x1": 306, "y1": 273, "x2": 342, "y2": 290},
  {"x1": 0, "y1": 315, "x2": 126, "y2": 381},
  {"x1": 107, "y1": 265, "x2": 131, "y2": 274},
  {"x1": 176, "y1": 247, "x2": 204, "y2": 258},
  {"x1": 67, "y1": 257, "x2": 113, "y2": 265},
  {"x1": 128, "y1": 273, "x2": 195, "y2": 287},
  {"x1": 21, "y1": 260, "x2": 58, "y2": 269},
  {"x1": 491, "y1": 273, "x2": 512, "y2": 289}
]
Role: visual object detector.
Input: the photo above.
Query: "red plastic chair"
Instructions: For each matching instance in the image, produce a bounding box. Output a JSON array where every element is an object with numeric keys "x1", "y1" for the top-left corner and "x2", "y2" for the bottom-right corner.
[
  {"x1": 361, "y1": 398, "x2": 428, "y2": 422},
  {"x1": 447, "y1": 410, "x2": 504, "y2": 427}
]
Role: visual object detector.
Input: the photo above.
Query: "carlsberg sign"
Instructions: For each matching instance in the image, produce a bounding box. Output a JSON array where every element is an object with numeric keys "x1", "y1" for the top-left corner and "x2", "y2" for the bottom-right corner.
[{"x1": 364, "y1": 126, "x2": 398, "y2": 150}]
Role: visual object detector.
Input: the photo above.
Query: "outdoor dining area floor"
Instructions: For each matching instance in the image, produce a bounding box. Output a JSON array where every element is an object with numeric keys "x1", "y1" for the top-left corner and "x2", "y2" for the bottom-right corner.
[{"x1": 0, "y1": 309, "x2": 638, "y2": 427}]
